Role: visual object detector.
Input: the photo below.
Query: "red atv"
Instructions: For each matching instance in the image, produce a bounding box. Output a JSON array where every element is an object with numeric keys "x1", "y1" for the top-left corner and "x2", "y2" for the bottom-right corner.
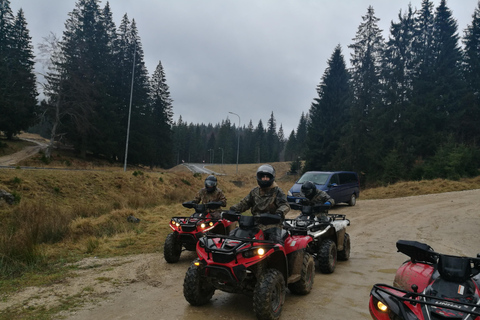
[
  {"x1": 183, "y1": 211, "x2": 315, "y2": 320},
  {"x1": 369, "y1": 240, "x2": 480, "y2": 320},
  {"x1": 163, "y1": 201, "x2": 233, "y2": 263}
]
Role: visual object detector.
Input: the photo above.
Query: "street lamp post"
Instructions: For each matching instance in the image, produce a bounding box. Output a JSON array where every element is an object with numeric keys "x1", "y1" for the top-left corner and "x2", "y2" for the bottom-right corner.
[
  {"x1": 229, "y1": 112, "x2": 240, "y2": 175},
  {"x1": 218, "y1": 147, "x2": 224, "y2": 166}
]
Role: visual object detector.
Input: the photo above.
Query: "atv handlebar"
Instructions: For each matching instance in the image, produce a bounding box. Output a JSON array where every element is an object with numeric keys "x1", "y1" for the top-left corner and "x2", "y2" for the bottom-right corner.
[
  {"x1": 182, "y1": 201, "x2": 224, "y2": 213},
  {"x1": 221, "y1": 211, "x2": 283, "y2": 225},
  {"x1": 289, "y1": 202, "x2": 330, "y2": 214}
]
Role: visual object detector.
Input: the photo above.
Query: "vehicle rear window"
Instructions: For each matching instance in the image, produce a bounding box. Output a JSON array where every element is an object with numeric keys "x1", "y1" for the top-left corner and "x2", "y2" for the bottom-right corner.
[{"x1": 297, "y1": 172, "x2": 330, "y2": 185}]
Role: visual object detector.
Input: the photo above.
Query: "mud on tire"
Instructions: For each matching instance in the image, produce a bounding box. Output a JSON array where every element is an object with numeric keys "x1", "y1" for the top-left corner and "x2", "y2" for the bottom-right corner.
[
  {"x1": 253, "y1": 269, "x2": 286, "y2": 320},
  {"x1": 288, "y1": 252, "x2": 314, "y2": 295},
  {"x1": 337, "y1": 233, "x2": 351, "y2": 261},
  {"x1": 183, "y1": 260, "x2": 215, "y2": 306},
  {"x1": 318, "y1": 239, "x2": 337, "y2": 274},
  {"x1": 164, "y1": 232, "x2": 182, "y2": 263}
]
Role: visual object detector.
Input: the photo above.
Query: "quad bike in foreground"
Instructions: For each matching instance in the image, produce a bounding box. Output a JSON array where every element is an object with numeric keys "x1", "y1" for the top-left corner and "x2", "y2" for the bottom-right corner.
[
  {"x1": 285, "y1": 202, "x2": 351, "y2": 273},
  {"x1": 183, "y1": 211, "x2": 315, "y2": 320},
  {"x1": 369, "y1": 240, "x2": 480, "y2": 320},
  {"x1": 163, "y1": 201, "x2": 233, "y2": 263}
]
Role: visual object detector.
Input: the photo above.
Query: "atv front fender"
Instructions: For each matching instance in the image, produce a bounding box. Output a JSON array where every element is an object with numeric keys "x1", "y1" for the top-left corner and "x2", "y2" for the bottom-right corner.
[{"x1": 284, "y1": 236, "x2": 312, "y2": 254}]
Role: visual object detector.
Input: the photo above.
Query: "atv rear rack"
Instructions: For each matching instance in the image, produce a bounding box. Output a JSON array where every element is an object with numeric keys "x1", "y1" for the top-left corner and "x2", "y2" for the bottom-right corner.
[{"x1": 372, "y1": 284, "x2": 480, "y2": 317}]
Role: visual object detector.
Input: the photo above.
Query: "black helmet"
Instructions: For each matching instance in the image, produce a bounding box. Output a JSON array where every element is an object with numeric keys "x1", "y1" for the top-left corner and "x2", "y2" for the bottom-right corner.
[
  {"x1": 205, "y1": 175, "x2": 217, "y2": 193},
  {"x1": 301, "y1": 181, "x2": 316, "y2": 199},
  {"x1": 256, "y1": 164, "x2": 275, "y2": 188}
]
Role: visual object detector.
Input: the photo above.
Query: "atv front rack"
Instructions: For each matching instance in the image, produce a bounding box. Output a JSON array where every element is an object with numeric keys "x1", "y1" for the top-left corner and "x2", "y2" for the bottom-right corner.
[
  {"x1": 198, "y1": 234, "x2": 279, "y2": 264},
  {"x1": 170, "y1": 216, "x2": 220, "y2": 232},
  {"x1": 284, "y1": 214, "x2": 350, "y2": 235}
]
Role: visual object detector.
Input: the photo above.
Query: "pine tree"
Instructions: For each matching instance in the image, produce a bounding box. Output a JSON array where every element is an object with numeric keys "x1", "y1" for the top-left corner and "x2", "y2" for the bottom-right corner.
[
  {"x1": 265, "y1": 112, "x2": 279, "y2": 162},
  {"x1": 0, "y1": 2, "x2": 37, "y2": 138},
  {"x1": 254, "y1": 120, "x2": 265, "y2": 163},
  {"x1": 296, "y1": 112, "x2": 308, "y2": 159},
  {"x1": 114, "y1": 17, "x2": 150, "y2": 165},
  {"x1": 377, "y1": 4, "x2": 417, "y2": 181},
  {"x1": 284, "y1": 129, "x2": 297, "y2": 162},
  {"x1": 340, "y1": 5, "x2": 385, "y2": 174},
  {"x1": 304, "y1": 45, "x2": 351, "y2": 171},
  {"x1": 55, "y1": 0, "x2": 114, "y2": 158},
  {"x1": 149, "y1": 60, "x2": 174, "y2": 168},
  {"x1": 461, "y1": 1, "x2": 480, "y2": 146}
]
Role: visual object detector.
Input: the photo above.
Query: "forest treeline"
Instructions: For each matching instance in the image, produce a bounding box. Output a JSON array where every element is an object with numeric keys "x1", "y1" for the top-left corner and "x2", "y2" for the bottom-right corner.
[{"x1": 1, "y1": 0, "x2": 480, "y2": 185}]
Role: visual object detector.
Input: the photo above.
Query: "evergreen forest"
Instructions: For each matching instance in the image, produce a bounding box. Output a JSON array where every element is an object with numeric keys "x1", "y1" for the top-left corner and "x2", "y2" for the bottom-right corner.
[{"x1": 1, "y1": 0, "x2": 480, "y2": 185}]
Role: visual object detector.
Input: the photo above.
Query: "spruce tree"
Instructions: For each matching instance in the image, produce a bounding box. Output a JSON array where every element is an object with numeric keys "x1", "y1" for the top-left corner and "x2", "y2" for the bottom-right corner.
[
  {"x1": 149, "y1": 60, "x2": 174, "y2": 168},
  {"x1": 461, "y1": 1, "x2": 480, "y2": 146},
  {"x1": 0, "y1": 2, "x2": 37, "y2": 138},
  {"x1": 304, "y1": 45, "x2": 351, "y2": 171},
  {"x1": 340, "y1": 6, "x2": 384, "y2": 175}
]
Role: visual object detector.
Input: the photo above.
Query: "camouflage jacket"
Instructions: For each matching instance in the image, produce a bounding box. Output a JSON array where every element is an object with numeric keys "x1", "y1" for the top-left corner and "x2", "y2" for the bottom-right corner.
[
  {"x1": 192, "y1": 188, "x2": 227, "y2": 219},
  {"x1": 302, "y1": 189, "x2": 334, "y2": 206},
  {"x1": 230, "y1": 182, "x2": 290, "y2": 222}
]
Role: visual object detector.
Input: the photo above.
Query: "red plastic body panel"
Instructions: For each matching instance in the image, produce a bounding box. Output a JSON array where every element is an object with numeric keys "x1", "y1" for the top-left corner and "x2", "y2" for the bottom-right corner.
[{"x1": 394, "y1": 261, "x2": 434, "y2": 292}]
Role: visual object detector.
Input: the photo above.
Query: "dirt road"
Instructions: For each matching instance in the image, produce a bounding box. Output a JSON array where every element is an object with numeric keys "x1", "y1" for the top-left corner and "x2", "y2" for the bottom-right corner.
[
  {"x1": 3, "y1": 189, "x2": 480, "y2": 320},
  {"x1": 0, "y1": 134, "x2": 48, "y2": 166}
]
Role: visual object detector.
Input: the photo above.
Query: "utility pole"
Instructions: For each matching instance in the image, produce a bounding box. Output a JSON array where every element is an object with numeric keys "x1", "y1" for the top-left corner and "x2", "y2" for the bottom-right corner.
[
  {"x1": 229, "y1": 112, "x2": 240, "y2": 175},
  {"x1": 124, "y1": 41, "x2": 136, "y2": 172}
]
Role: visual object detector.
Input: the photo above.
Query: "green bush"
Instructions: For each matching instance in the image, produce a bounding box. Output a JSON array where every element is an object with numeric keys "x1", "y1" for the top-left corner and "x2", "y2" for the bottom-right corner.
[{"x1": 415, "y1": 142, "x2": 479, "y2": 180}]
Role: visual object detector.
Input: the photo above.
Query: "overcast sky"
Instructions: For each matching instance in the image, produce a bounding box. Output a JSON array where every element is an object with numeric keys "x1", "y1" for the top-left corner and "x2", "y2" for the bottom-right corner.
[{"x1": 12, "y1": 0, "x2": 480, "y2": 135}]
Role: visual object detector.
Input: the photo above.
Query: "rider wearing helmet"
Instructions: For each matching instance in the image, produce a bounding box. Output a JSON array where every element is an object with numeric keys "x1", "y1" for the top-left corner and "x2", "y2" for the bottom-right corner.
[
  {"x1": 230, "y1": 164, "x2": 290, "y2": 242},
  {"x1": 192, "y1": 175, "x2": 227, "y2": 219},
  {"x1": 301, "y1": 181, "x2": 334, "y2": 207}
]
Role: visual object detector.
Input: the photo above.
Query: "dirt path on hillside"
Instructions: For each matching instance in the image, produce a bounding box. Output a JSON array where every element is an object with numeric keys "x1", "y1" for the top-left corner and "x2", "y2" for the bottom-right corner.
[
  {"x1": 0, "y1": 134, "x2": 49, "y2": 166},
  {"x1": 2, "y1": 189, "x2": 480, "y2": 320}
]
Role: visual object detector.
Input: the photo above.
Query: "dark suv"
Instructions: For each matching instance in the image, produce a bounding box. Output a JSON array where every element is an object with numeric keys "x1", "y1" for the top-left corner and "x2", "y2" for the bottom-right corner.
[{"x1": 287, "y1": 171, "x2": 360, "y2": 206}]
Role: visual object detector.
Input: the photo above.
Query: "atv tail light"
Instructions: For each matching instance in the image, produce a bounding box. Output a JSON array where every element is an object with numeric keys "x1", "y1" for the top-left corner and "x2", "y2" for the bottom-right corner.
[{"x1": 376, "y1": 300, "x2": 388, "y2": 312}]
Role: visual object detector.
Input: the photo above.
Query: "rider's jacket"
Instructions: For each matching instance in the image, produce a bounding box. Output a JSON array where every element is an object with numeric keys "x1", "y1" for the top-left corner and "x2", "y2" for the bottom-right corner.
[
  {"x1": 302, "y1": 189, "x2": 334, "y2": 207},
  {"x1": 192, "y1": 188, "x2": 227, "y2": 219},
  {"x1": 230, "y1": 182, "x2": 290, "y2": 228}
]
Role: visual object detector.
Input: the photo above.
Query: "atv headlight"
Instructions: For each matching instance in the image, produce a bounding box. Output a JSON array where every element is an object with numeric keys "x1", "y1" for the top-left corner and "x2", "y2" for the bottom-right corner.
[
  {"x1": 199, "y1": 221, "x2": 215, "y2": 232},
  {"x1": 242, "y1": 247, "x2": 265, "y2": 258},
  {"x1": 376, "y1": 300, "x2": 388, "y2": 312}
]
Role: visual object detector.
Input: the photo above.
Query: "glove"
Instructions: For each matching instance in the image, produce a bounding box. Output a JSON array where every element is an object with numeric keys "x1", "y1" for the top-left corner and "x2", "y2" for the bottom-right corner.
[{"x1": 324, "y1": 201, "x2": 331, "y2": 206}]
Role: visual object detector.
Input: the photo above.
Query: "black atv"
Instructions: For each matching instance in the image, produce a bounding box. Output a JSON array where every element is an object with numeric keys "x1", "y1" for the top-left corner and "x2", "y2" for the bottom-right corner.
[{"x1": 285, "y1": 202, "x2": 351, "y2": 273}]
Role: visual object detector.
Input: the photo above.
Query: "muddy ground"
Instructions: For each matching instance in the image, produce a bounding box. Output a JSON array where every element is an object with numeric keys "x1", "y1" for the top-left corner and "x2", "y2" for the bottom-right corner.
[{"x1": 3, "y1": 189, "x2": 476, "y2": 319}]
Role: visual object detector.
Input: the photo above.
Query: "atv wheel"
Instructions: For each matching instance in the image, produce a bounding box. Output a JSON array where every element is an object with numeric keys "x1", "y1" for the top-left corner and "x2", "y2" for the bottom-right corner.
[
  {"x1": 253, "y1": 269, "x2": 286, "y2": 320},
  {"x1": 183, "y1": 260, "x2": 215, "y2": 305},
  {"x1": 288, "y1": 252, "x2": 314, "y2": 295},
  {"x1": 337, "y1": 233, "x2": 351, "y2": 261},
  {"x1": 164, "y1": 232, "x2": 182, "y2": 263},
  {"x1": 348, "y1": 193, "x2": 356, "y2": 206},
  {"x1": 318, "y1": 239, "x2": 337, "y2": 274}
]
